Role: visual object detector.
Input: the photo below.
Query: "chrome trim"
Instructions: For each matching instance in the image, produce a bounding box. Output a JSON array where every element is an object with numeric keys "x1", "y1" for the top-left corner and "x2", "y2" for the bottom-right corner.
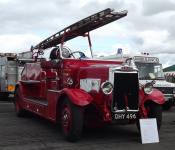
[
  {"x1": 47, "y1": 89, "x2": 60, "y2": 93},
  {"x1": 113, "y1": 109, "x2": 139, "y2": 113},
  {"x1": 109, "y1": 67, "x2": 138, "y2": 84},
  {"x1": 114, "y1": 71, "x2": 138, "y2": 74},
  {"x1": 164, "y1": 94, "x2": 173, "y2": 96},
  {"x1": 101, "y1": 81, "x2": 113, "y2": 95}
]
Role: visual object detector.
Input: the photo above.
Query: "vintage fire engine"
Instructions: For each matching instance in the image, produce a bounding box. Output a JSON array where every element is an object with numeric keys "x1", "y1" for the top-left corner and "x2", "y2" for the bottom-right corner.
[{"x1": 14, "y1": 8, "x2": 165, "y2": 142}]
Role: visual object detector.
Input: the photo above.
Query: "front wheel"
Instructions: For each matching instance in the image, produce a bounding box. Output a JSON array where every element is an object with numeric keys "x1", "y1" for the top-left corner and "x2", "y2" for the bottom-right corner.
[
  {"x1": 163, "y1": 100, "x2": 173, "y2": 110},
  {"x1": 60, "y1": 97, "x2": 84, "y2": 142},
  {"x1": 146, "y1": 102, "x2": 162, "y2": 130}
]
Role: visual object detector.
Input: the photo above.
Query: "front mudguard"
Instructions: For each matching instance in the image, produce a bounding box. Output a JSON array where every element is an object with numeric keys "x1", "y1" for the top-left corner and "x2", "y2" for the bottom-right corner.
[
  {"x1": 139, "y1": 88, "x2": 165, "y2": 117},
  {"x1": 142, "y1": 88, "x2": 165, "y2": 104},
  {"x1": 60, "y1": 88, "x2": 93, "y2": 106}
]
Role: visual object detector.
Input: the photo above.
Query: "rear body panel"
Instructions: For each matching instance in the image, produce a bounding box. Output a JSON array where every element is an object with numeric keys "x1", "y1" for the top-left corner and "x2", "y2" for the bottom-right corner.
[{"x1": 0, "y1": 57, "x2": 17, "y2": 97}]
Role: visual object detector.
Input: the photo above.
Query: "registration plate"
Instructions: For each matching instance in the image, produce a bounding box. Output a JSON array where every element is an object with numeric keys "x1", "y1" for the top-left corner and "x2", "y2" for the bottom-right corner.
[{"x1": 114, "y1": 113, "x2": 137, "y2": 120}]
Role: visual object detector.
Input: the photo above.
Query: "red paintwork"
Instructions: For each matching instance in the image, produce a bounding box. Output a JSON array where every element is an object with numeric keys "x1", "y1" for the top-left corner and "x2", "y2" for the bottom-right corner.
[
  {"x1": 17, "y1": 59, "x2": 122, "y2": 123},
  {"x1": 13, "y1": 9, "x2": 166, "y2": 141},
  {"x1": 139, "y1": 88, "x2": 165, "y2": 117},
  {"x1": 16, "y1": 57, "x2": 165, "y2": 125},
  {"x1": 62, "y1": 88, "x2": 93, "y2": 106}
]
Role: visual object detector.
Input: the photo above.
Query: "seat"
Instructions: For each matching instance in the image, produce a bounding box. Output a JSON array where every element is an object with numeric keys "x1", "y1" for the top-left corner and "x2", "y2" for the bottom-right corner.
[{"x1": 40, "y1": 60, "x2": 59, "y2": 69}]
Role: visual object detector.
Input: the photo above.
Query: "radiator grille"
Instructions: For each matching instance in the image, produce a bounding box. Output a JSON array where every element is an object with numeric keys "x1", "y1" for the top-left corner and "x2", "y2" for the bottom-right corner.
[
  {"x1": 155, "y1": 87, "x2": 173, "y2": 94},
  {"x1": 112, "y1": 72, "x2": 139, "y2": 110}
]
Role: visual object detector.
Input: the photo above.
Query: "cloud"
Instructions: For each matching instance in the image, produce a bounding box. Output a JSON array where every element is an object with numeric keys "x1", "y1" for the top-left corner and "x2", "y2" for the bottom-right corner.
[
  {"x1": 142, "y1": 0, "x2": 175, "y2": 16},
  {"x1": 0, "y1": 34, "x2": 41, "y2": 53},
  {"x1": 0, "y1": 0, "x2": 174, "y2": 67}
]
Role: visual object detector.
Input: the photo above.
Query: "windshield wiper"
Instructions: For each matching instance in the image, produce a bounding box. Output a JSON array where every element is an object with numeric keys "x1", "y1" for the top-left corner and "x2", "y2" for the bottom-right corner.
[
  {"x1": 155, "y1": 77, "x2": 165, "y2": 80},
  {"x1": 139, "y1": 77, "x2": 149, "y2": 80}
]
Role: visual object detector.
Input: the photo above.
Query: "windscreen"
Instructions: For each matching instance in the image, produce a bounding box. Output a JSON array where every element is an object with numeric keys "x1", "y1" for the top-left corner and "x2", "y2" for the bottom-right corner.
[{"x1": 135, "y1": 62, "x2": 165, "y2": 80}]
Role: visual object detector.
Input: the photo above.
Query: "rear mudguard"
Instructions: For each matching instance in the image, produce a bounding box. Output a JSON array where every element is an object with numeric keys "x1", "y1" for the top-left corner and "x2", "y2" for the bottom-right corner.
[
  {"x1": 139, "y1": 88, "x2": 165, "y2": 117},
  {"x1": 60, "y1": 88, "x2": 93, "y2": 106},
  {"x1": 14, "y1": 83, "x2": 23, "y2": 100},
  {"x1": 13, "y1": 82, "x2": 26, "y2": 108}
]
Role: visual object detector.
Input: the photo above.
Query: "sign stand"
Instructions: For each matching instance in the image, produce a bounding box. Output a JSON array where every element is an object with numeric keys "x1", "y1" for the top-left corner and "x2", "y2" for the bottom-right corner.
[{"x1": 139, "y1": 118, "x2": 159, "y2": 144}]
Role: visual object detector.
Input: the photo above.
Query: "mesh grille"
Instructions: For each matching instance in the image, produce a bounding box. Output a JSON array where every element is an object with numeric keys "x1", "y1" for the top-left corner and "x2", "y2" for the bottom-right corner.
[
  {"x1": 112, "y1": 72, "x2": 139, "y2": 110},
  {"x1": 155, "y1": 87, "x2": 173, "y2": 94}
]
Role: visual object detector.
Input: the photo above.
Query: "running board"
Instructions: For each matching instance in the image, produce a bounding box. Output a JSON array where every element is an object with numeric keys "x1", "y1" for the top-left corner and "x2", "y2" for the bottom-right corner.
[{"x1": 112, "y1": 109, "x2": 139, "y2": 113}]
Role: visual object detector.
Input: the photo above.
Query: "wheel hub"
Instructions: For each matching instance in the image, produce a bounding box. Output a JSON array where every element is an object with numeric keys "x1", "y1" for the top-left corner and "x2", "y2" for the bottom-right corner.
[{"x1": 62, "y1": 106, "x2": 72, "y2": 134}]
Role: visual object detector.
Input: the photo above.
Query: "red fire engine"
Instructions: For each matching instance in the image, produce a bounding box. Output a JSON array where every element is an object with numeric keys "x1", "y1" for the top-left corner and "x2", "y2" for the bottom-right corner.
[{"x1": 14, "y1": 8, "x2": 165, "y2": 142}]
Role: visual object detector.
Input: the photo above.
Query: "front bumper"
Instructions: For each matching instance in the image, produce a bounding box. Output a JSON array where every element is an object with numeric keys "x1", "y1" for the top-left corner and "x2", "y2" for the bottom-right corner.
[
  {"x1": 111, "y1": 109, "x2": 139, "y2": 121},
  {"x1": 164, "y1": 94, "x2": 174, "y2": 101}
]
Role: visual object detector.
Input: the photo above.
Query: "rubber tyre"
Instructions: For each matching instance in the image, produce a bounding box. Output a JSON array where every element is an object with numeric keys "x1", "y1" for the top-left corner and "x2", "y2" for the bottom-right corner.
[
  {"x1": 14, "y1": 88, "x2": 26, "y2": 117},
  {"x1": 137, "y1": 102, "x2": 162, "y2": 131},
  {"x1": 163, "y1": 100, "x2": 173, "y2": 110},
  {"x1": 146, "y1": 102, "x2": 162, "y2": 130},
  {"x1": 0, "y1": 92, "x2": 9, "y2": 101},
  {"x1": 60, "y1": 97, "x2": 84, "y2": 142}
]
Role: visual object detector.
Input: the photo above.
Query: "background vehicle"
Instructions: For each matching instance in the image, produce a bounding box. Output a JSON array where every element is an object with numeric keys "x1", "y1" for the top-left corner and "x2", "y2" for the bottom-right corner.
[
  {"x1": 127, "y1": 55, "x2": 175, "y2": 110},
  {"x1": 101, "y1": 53, "x2": 175, "y2": 110},
  {"x1": 14, "y1": 8, "x2": 165, "y2": 142},
  {"x1": 0, "y1": 53, "x2": 17, "y2": 99},
  {"x1": 165, "y1": 72, "x2": 175, "y2": 83},
  {"x1": 164, "y1": 72, "x2": 175, "y2": 106},
  {"x1": 164, "y1": 64, "x2": 175, "y2": 84},
  {"x1": 0, "y1": 52, "x2": 33, "y2": 99}
]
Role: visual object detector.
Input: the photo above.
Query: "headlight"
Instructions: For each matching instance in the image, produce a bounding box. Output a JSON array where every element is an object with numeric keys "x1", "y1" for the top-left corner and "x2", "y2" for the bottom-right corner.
[
  {"x1": 144, "y1": 83, "x2": 153, "y2": 94},
  {"x1": 173, "y1": 89, "x2": 175, "y2": 97},
  {"x1": 173, "y1": 89, "x2": 175, "y2": 94},
  {"x1": 101, "y1": 81, "x2": 113, "y2": 95},
  {"x1": 67, "y1": 77, "x2": 74, "y2": 86}
]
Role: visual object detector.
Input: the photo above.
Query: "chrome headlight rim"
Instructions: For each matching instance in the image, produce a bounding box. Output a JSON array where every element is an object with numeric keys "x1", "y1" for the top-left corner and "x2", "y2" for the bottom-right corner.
[
  {"x1": 101, "y1": 81, "x2": 113, "y2": 95},
  {"x1": 144, "y1": 83, "x2": 153, "y2": 94},
  {"x1": 173, "y1": 88, "x2": 175, "y2": 94},
  {"x1": 173, "y1": 88, "x2": 175, "y2": 97}
]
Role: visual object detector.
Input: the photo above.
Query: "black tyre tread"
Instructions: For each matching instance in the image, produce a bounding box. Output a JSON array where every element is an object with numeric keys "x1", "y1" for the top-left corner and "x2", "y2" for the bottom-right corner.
[
  {"x1": 0, "y1": 93, "x2": 9, "y2": 100},
  {"x1": 147, "y1": 102, "x2": 162, "y2": 130},
  {"x1": 137, "y1": 102, "x2": 162, "y2": 131},
  {"x1": 163, "y1": 100, "x2": 173, "y2": 110},
  {"x1": 61, "y1": 97, "x2": 84, "y2": 142},
  {"x1": 14, "y1": 88, "x2": 26, "y2": 117}
]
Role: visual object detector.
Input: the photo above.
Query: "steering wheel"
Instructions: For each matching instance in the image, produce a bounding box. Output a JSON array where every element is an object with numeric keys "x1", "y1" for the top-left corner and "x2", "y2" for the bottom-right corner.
[
  {"x1": 61, "y1": 46, "x2": 72, "y2": 58},
  {"x1": 69, "y1": 51, "x2": 87, "y2": 59},
  {"x1": 61, "y1": 46, "x2": 87, "y2": 59}
]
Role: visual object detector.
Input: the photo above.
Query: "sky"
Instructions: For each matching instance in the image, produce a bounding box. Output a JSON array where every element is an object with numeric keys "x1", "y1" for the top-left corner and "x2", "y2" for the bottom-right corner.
[{"x1": 0, "y1": 0, "x2": 175, "y2": 68}]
